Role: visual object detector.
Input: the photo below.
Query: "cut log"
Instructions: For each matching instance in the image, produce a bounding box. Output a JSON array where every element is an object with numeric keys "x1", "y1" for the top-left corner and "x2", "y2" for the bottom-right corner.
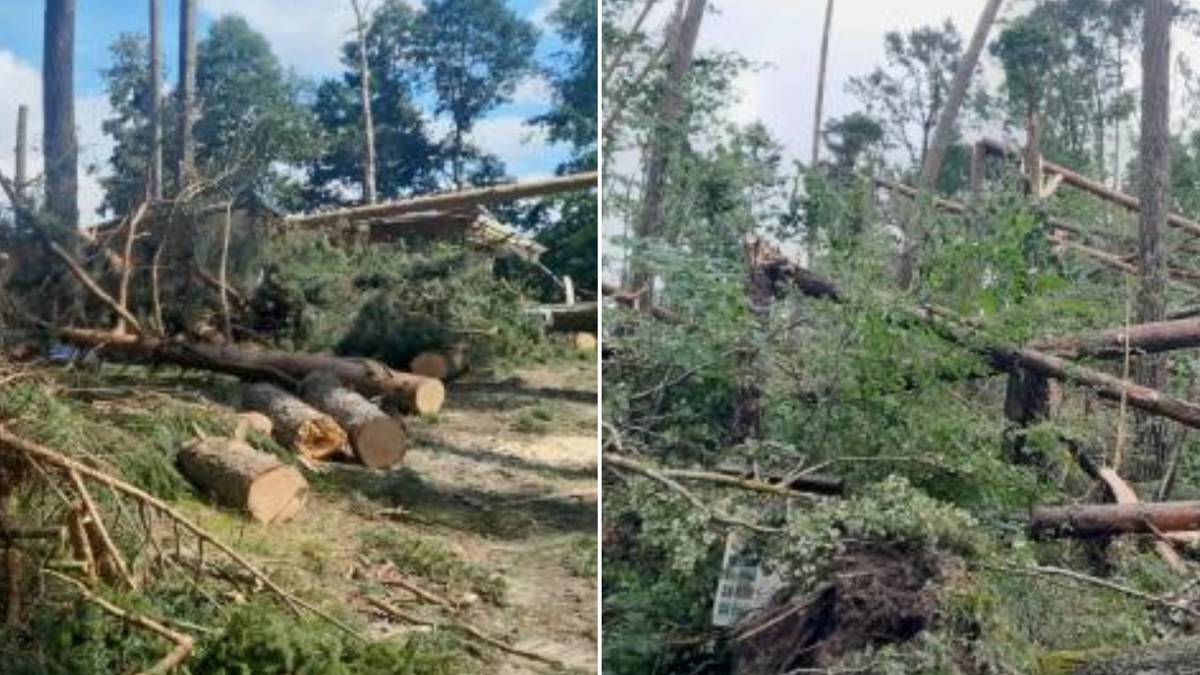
[
  {"x1": 1094, "y1": 466, "x2": 1187, "y2": 573},
  {"x1": 1033, "y1": 317, "x2": 1200, "y2": 360},
  {"x1": 1030, "y1": 501, "x2": 1200, "y2": 538},
  {"x1": 234, "y1": 411, "x2": 274, "y2": 439},
  {"x1": 301, "y1": 372, "x2": 407, "y2": 469},
  {"x1": 573, "y1": 332, "x2": 598, "y2": 351},
  {"x1": 57, "y1": 328, "x2": 445, "y2": 416},
  {"x1": 409, "y1": 346, "x2": 469, "y2": 381},
  {"x1": 528, "y1": 302, "x2": 598, "y2": 333},
  {"x1": 242, "y1": 383, "x2": 349, "y2": 461},
  {"x1": 177, "y1": 437, "x2": 308, "y2": 523}
]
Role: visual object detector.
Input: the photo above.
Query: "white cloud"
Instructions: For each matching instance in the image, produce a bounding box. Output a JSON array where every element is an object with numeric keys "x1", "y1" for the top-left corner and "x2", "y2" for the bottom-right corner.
[
  {"x1": 469, "y1": 114, "x2": 567, "y2": 177},
  {"x1": 511, "y1": 74, "x2": 554, "y2": 108},
  {"x1": 199, "y1": 0, "x2": 359, "y2": 77},
  {"x1": 0, "y1": 49, "x2": 111, "y2": 224}
]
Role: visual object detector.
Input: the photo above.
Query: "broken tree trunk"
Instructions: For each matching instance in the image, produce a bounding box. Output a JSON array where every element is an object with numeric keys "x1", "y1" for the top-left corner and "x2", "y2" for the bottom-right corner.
[
  {"x1": 1030, "y1": 501, "x2": 1200, "y2": 538},
  {"x1": 409, "y1": 346, "x2": 469, "y2": 382},
  {"x1": 242, "y1": 383, "x2": 350, "y2": 461},
  {"x1": 58, "y1": 328, "x2": 446, "y2": 416},
  {"x1": 301, "y1": 372, "x2": 407, "y2": 469},
  {"x1": 177, "y1": 437, "x2": 309, "y2": 523}
]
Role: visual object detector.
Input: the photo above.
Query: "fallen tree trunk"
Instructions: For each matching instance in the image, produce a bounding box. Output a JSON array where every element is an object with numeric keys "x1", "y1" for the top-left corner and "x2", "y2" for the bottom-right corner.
[
  {"x1": 409, "y1": 346, "x2": 469, "y2": 382},
  {"x1": 301, "y1": 372, "x2": 407, "y2": 469},
  {"x1": 528, "y1": 302, "x2": 598, "y2": 333},
  {"x1": 1041, "y1": 638, "x2": 1200, "y2": 675},
  {"x1": 242, "y1": 383, "x2": 349, "y2": 461},
  {"x1": 58, "y1": 328, "x2": 445, "y2": 416},
  {"x1": 1030, "y1": 501, "x2": 1200, "y2": 538},
  {"x1": 177, "y1": 437, "x2": 309, "y2": 523},
  {"x1": 1032, "y1": 317, "x2": 1200, "y2": 360},
  {"x1": 285, "y1": 172, "x2": 597, "y2": 231}
]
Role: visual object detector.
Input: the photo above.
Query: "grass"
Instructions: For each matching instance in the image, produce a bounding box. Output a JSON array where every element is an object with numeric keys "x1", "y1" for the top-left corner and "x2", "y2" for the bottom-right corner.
[{"x1": 358, "y1": 526, "x2": 508, "y2": 605}]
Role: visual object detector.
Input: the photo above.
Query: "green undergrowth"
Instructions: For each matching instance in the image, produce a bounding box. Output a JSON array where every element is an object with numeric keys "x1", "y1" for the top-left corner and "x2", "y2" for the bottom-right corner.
[{"x1": 358, "y1": 526, "x2": 508, "y2": 605}]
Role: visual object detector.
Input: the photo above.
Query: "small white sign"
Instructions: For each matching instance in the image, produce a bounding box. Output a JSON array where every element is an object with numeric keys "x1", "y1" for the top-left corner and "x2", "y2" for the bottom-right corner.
[{"x1": 711, "y1": 531, "x2": 784, "y2": 627}]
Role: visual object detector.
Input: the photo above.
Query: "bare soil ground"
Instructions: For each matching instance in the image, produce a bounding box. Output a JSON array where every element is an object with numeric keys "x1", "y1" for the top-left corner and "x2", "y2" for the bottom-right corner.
[{"x1": 177, "y1": 357, "x2": 599, "y2": 673}]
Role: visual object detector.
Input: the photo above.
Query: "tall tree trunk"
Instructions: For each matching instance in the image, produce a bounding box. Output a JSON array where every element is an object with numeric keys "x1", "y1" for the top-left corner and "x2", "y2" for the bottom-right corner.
[
  {"x1": 899, "y1": 0, "x2": 1004, "y2": 289},
  {"x1": 43, "y1": 0, "x2": 78, "y2": 233},
  {"x1": 810, "y1": 0, "x2": 834, "y2": 168},
  {"x1": 350, "y1": 0, "x2": 377, "y2": 205},
  {"x1": 1131, "y1": 0, "x2": 1173, "y2": 481},
  {"x1": 14, "y1": 104, "x2": 27, "y2": 230},
  {"x1": 177, "y1": 0, "x2": 197, "y2": 188},
  {"x1": 148, "y1": 0, "x2": 163, "y2": 200},
  {"x1": 631, "y1": 0, "x2": 706, "y2": 306}
]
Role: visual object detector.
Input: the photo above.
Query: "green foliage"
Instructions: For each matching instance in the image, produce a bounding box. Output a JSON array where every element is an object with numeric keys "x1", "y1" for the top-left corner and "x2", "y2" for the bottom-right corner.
[
  {"x1": 194, "y1": 604, "x2": 461, "y2": 674},
  {"x1": 252, "y1": 234, "x2": 547, "y2": 368}
]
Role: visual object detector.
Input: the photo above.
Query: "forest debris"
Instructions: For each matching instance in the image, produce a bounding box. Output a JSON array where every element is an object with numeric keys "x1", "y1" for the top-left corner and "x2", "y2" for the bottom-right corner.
[
  {"x1": 527, "y1": 301, "x2": 598, "y2": 333},
  {"x1": 177, "y1": 437, "x2": 309, "y2": 523},
  {"x1": 1030, "y1": 501, "x2": 1200, "y2": 538},
  {"x1": 366, "y1": 595, "x2": 567, "y2": 669},
  {"x1": 0, "y1": 425, "x2": 366, "y2": 642},
  {"x1": 46, "y1": 569, "x2": 194, "y2": 675},
  {"x1": 300, "y1": 372, "x2": 407, "y2": 468},
  {"x1": 1032, "y1": 317, "x2": 1200, "y2": 360},
  {"x1": 1094, "y1": 467, "x2": 1187, "y2": 574},
  {"x1": 242, "y1": 383, "x2": 349, "y2": 460},
  {"x1": 68, "y1": 469, "x2": 136, "y2": 590}
]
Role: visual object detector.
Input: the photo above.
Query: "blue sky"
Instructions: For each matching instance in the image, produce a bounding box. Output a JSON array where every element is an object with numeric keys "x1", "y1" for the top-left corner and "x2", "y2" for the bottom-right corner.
[{"x1": 0, "y1": 0, "x2": 572, "y2": 222}]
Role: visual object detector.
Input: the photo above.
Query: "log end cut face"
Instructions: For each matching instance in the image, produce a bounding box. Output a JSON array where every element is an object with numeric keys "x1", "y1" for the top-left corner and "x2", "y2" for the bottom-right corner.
[
  {"x1": 296, "y1": 417, "x2": 351, "y2": 461},
  {"x1": 246, "y1": 465, "x2": 309, "y2": 524},
  {"x1": 406, "y1": 378, "x2": 446, "y2": 417},
  {"x1": 353, "y1": 417, "x2": 408, "y2": 469}
]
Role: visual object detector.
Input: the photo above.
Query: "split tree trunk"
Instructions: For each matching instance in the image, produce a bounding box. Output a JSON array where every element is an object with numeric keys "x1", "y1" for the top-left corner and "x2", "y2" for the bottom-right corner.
[
  {"x1": 148, "y1": 0, "x2": 162, "y2": 199},
  {"x1": 1132, "y1": 0, "x2": 1173, "y2": 481},
  {"x1": 301, "y1": 372, "x2": 407, "y2": 469},
  {"x1": 1030, "y1": 501, "x2": 1200, "y2": 538},
  {"x1": 177, "y1": 0, "x2": 197, "y2": 186},
  {"x1": 242, "y1": 383, "x2": 350, "y2": 461},
  {"x1": 177, "y1": 437, "x2": 309, "y2": 523},
  {"x1": 44, "y1": 0, "x2": 78, "y2": 232},
  {"x1": 58, "y1": 328, "x2": 446, "y2": 416}
]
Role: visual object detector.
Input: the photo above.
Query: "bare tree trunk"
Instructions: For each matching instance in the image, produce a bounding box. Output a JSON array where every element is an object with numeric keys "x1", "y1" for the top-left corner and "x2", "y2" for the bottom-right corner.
[
  {"x1": 602, "y1": 0, "x2": 660, "y2": 98},
  {"x1": 350, "y1": 0, "x2": 377, "y2": 205},
  {"x1": 14, "y1": 104, "x2": 27, "y2": 230},
  {"x1": 148, "y1": 0, "x2": 163, "y2": 199},
  {"x1": 919, "y1": 0, "x2": 1004, "y2": 189},
  {"x1": 43, "y1": 0, "x2": 78, "y2": 233},
  {"x1": 177, "y1": 0, "x2": 197, "y2": 187},
  {"x1": 631, "y1": 0, "x2": 706, "y2": 305},
  {"x1": 898, "y1": 0, "x2": 1004, "y2": 290},
  {"x1": 1132, "y1": 0, "x2": 1173, "y2": 481},
  {"x1": 810, "y1": 0, "x2": 834, "y2": 168}
]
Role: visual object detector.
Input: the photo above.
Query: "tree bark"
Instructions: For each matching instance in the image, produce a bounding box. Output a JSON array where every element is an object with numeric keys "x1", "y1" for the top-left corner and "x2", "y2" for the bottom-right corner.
[
  {"x1": 177, "y1": 0, "x2": 197, "y2": 187},
  {"x1": 631, "y1": 0, "x2": 707, "y2": 306},
  {"x1": 14, "y1": 105, "x2": 27, "y2": 230},
  {"x1": 409, "y1": 346, "x2": 469, "y2": 381},
  {"x1": 1132, "y1": 0, "x2": 1173, "y2": 481},
  {"x1": 1033, "y1": 317, "x2": 1200, "y2": 360},
  {"x1": 242, "y1": 383, "x2": 350, "y2": 461},
  {"x1": 1030, "y1": 501, "x2": 1200, "y2": 538},
  {"x1": 58, "y1": 328, "x2": 446, "y2": 416},
  {"x1": 177, "y1": 437, "x2": 309, "y2": 523},
  {"x1": 43, "y1": 0, "x2": 78, "y2": 232},
  {"x1": 810, "y1": 0, "x2": 835, "y2": 168},
  {"x1": 285, "y1": 172, "x2": 596, "y2": 231},
  {"x1": 350, "y1": 0, "x2": 377, "y2": 205},
  {"x1": 301, "y1": 372, "x2": 406, "y2": 468},
  {"x1": 148, "y1": 0, "x2": 163, "y2": 199}
]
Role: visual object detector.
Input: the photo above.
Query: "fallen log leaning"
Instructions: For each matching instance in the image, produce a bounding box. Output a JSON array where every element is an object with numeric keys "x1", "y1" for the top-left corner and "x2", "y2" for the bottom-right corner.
[
  {"x1": 57, "y1": 328, "x2": 445, "y2": 416},
  {"x1": 242, "y1": 383, "x2": 350, "y2": 460},
  {"x1": 1032, "y1": 317, "x2": 1200, "y2": 360},
  {"x1": 528, "y1": 302, "x2": 598, "y2": 332},
  {"x1": 301, "y1": 372, "x2": 407, "y2": 469},
  {"x1": 1030, "y1": 501, "x2": 1200, "y2": 538},
  {"x1": 178, "y1": 437, "x2": 309, "y2": 523}
]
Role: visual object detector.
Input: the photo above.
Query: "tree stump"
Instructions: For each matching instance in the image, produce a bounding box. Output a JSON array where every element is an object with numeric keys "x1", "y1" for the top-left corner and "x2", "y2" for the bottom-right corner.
[
  {"x1": 301, "y1": 372, "x2": 407, "y2": 469},
  {"x1": 177, "y1": 438, "x2": 309, "y2": 523},
  {"x1": 242, "y1": 383, "x2": 349, "y2": 460}
]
